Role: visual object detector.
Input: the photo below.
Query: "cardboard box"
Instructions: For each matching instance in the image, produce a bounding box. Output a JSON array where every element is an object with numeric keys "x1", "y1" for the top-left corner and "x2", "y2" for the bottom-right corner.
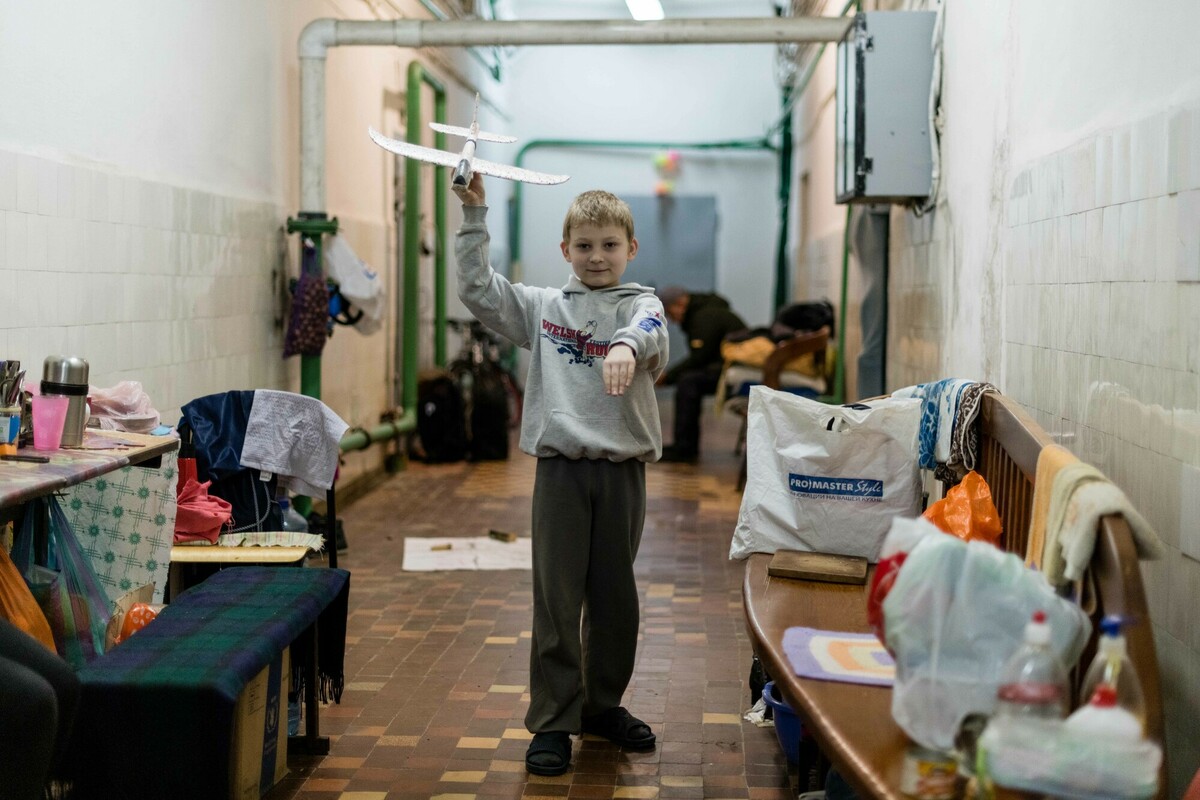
[{"x1": 230, "y1": 649, "x2": 290, "y2": 799}]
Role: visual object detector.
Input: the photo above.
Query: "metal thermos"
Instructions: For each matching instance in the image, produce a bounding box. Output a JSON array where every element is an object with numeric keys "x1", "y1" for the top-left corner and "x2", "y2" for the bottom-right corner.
[{"x1": 41, "y1": 356, "x2": 89, "y2": 448}]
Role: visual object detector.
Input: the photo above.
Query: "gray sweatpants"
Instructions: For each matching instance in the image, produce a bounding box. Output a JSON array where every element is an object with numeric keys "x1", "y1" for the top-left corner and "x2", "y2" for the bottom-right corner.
[{"x1": 525, "y1": 455, "x2": 646, "y2": 734}]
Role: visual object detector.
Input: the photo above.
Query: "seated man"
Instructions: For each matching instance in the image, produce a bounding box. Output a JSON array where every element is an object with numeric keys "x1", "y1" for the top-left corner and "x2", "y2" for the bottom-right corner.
[{"x1": 656, "y1": 286, "x2": 747, "y2": 463}]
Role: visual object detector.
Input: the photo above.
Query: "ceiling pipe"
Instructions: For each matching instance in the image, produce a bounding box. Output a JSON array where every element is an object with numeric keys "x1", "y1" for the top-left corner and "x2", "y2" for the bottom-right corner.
[{"x1": 298, "y1": 15, "x2": 851, "y2": 210}]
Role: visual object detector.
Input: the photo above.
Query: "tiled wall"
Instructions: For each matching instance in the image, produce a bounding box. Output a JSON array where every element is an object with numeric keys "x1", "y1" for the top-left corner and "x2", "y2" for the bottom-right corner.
[
  {"x1": 890, "y1": 103, "x2": 1200, "y2": 793},
  {"x1": 0, "y1": 147, "x2": 395, "y2": 487},
  {"x1": 0, "y1": 148, "x2": 288, "y2": 418}
]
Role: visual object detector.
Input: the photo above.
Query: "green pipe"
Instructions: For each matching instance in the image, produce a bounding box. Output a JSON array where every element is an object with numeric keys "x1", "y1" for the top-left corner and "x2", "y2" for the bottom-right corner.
[
  {"x1": 832, "y1": 204, "x2": 851, "y2": 405},
  {"x1": 403, "y1": 62, "x2": 448, "y2": 428},
  {"x1": 339, "y1": 410, "x2": 416, "y2": 453},
  {"x1": 434, "y1": 89, "x2": 448, "y2": 366},
  {"x1": 774, "y1": 82, "x2": 794, "y2": 315},
  {"x1": 508, "y1": 137, "x2": 775, "y2": 280}
]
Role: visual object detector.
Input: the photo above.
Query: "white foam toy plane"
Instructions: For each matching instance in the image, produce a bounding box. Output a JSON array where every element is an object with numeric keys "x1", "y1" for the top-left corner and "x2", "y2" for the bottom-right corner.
[{"x1": 368, "y1": 95, "x2": 569, "y2": 187}]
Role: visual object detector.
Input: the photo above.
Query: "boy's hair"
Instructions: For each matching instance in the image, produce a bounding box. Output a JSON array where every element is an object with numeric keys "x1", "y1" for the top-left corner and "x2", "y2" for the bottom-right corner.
[{"x1": 562, "y1": 190, "x2": 635, "y2": 242}]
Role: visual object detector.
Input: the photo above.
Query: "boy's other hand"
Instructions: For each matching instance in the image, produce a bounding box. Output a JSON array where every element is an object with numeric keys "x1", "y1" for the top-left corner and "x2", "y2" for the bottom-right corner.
[
  {"x1": 452, "y1": 172, "x2": 486, "y2": 206},
  {"x1": 603, "y1": 343, "x2": 636, "y2": 396}
]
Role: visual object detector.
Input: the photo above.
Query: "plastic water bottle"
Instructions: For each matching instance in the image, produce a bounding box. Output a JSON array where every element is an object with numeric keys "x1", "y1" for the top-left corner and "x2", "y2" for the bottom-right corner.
[
  {"x1": 1064, "y1": 683, "x2": 1142, "y2": 741},
  {"x1": 278, "y1": 496, "x2": 309, "y2": 533},
  {"x1": 994, "y1": 610, "x2": 1070, "y2": 720},
  {"x1": 1078, "y1": 615, "x2": 1145, "y2": 731}
]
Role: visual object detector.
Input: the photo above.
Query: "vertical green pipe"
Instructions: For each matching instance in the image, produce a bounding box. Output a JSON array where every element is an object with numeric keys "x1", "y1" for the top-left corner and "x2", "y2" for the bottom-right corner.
[
  {"x1": 433, "y1": 90, "x2": 448, "y2": 366},
  {"x1": 834, "y1": 204, "x2": 851, "y2": 405},
  {"x1": 774, "y1": 82, "x2": 794, "y2": 315},
  {"x1": 404, "y1": 62, "x2": 447, "y2": 409},
  {"x1": 405, "y1": 64, "x2": 423, "y2": 415}
]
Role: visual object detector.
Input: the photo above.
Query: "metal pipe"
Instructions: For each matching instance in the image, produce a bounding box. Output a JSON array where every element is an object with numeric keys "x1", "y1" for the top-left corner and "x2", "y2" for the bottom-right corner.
[
  {"x1": 339, "y1": 410, "x2": 416, "y2": 453},
  {"x1": 301, "y1": 17, "x2": 850, "y2": 53}
]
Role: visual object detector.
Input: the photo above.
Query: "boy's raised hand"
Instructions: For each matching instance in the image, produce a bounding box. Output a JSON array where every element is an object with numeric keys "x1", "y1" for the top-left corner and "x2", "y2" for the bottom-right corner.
[
  {"x1": 452, "y1": 172, "x2": 486, "y2": 206},
  {"x1": 603, "y1": 343, "x2": 637, "y2": 396}
]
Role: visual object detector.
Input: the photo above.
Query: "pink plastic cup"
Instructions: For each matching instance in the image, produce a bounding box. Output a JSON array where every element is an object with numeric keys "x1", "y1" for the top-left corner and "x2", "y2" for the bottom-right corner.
[{"x1": 32, "y1": 393, "x2": 70, "y2": 451}]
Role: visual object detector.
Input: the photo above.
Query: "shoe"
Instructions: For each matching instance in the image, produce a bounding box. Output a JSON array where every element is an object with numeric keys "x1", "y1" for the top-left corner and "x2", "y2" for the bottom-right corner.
[
  {"x1": 581, "y1": 706, "x2": 657, "y2": 749},
  {"x1": 525, "y1": 731, "x2": 572, "y2": 775},
  {"x1": 659, "y1": 445, "x2": 698, "y2": 464}
]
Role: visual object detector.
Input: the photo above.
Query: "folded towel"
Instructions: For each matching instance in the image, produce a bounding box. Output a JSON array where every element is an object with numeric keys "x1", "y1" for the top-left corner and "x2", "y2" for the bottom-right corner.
[
  {"x1": 1025, "y1": 444, "x2": 1078, "y2": 570},
  {"x1": 1053, "y1": 479, "x2": 1164, "y2": 584},
  {"x1": 239, "y1": 390, "x2": 349, "y2": 499}
]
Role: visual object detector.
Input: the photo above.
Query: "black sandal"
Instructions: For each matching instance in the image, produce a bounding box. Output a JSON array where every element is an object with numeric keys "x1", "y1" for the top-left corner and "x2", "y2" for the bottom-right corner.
[
  {"x1": 525, "y1": 731, "x2": 572, "y2": 776},
  {"x1": 580, "y1": 706, "x2": 657, "y2": 750}
]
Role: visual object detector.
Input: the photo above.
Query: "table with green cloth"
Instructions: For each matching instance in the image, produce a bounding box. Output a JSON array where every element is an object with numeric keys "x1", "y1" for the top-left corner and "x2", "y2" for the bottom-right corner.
[{"x1": 66, "y1": 566, "x2": 349, "y2": 799}]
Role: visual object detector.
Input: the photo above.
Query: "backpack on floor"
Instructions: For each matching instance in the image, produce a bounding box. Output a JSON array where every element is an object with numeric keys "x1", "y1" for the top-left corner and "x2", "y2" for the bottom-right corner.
[
  {"x1": 416, "y1": 370, "x2": 468, "y2": 463},
  {"x1": 468, "y1": 363, "x2": 510, "y2": 461}
]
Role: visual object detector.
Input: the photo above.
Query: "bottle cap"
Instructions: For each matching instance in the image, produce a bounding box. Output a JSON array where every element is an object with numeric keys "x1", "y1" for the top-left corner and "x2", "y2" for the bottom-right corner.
[
  {"x1": 1099, "y1": 615, "x2": 1126, "y2": 637},
  {"x1": 1089, "y1": 683, "x2": 1118, "y2": 707},
  {"x1": 279, "y1": 497, "x2": 290, "y2": 510},
  {"x1": 1025, "y1": 610, "x2": 1051, "y2": 646}
]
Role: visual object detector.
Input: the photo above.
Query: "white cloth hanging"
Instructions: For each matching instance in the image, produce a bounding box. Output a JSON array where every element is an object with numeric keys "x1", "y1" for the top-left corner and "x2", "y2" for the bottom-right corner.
[{"x1": 239, "y1": 390, "x2": 349, "y2": 498}]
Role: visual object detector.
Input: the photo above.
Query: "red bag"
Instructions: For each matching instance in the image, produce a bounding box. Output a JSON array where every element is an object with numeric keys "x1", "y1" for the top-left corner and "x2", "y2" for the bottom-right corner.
[
  {"x1": 174, "y1": 478, "x2": 232, "y2": 544},
  {"x1": 867, "y1": 550, "x2": 907, "y2": 648}
]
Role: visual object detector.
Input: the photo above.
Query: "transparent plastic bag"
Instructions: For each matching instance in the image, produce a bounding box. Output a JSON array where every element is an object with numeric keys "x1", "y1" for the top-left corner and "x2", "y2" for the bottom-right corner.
[
  {"x1": 882, "y1": 518, "x2": 1090, "y2": 751},
  {"x1": 13, "y1": 496, "x2": 113, "y2": 668},
  {"x1": 89, "y1": 380, "x2": 160, "y2": 433}
]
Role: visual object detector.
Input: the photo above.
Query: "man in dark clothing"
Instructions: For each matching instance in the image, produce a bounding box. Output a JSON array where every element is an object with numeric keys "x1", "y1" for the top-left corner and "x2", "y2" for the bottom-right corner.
[{"x1": 656, "y1": 287, "x2": 747, "y2": 463}]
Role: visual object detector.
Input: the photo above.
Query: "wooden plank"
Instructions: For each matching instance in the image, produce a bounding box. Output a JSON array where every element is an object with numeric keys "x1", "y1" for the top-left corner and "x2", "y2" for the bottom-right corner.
[{"x1": 767, "y1": 549, "x2": 868, "y2": 584}]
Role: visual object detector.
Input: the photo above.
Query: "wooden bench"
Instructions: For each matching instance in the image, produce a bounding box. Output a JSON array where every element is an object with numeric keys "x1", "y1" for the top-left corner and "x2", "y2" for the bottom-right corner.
[
  {"x1": 742, "y1": 391, "x2": 1165, "y2": 799},
  {"x1": 68, "y1": 566, "x2": 349, "y2": 799}
]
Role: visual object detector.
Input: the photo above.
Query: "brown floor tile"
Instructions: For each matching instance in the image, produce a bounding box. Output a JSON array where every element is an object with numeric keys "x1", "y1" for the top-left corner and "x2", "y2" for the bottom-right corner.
[{"x1": 262, "y1": 405, "x2": 793, "y2": 800}]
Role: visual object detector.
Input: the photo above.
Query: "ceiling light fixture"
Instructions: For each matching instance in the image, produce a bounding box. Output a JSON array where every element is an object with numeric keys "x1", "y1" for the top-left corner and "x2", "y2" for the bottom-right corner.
[{"x1": 625, "y1": 0, "x2": 665, "y2": 21}]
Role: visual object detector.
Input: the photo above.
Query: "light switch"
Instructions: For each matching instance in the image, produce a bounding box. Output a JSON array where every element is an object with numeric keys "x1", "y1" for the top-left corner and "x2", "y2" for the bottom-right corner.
[{"x1": 1181, "y1": 464, "x2": 1200, "y2": 561}]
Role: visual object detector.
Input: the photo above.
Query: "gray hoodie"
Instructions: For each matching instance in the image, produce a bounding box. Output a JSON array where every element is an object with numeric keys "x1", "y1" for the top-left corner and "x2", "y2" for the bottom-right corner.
[{"x1": 456, "y1": 205, "x2": 669, "y2": 462}]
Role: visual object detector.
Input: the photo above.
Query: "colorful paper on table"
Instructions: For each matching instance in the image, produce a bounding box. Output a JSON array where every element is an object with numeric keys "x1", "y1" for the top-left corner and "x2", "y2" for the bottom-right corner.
[{"x1": 782, "y1": 626, "x2": 895, "y2": 686}]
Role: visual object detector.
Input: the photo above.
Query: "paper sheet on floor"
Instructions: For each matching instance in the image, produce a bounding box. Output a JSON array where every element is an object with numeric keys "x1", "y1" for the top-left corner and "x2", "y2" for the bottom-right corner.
[{"x1": 402, "y1": 536, "x2": 532, "y2": 571}]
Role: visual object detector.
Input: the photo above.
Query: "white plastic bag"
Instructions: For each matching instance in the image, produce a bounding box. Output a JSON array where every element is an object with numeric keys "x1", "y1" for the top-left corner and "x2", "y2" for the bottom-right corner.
[
  {"x1": 89, "y1": 381, "x2": 160, "y2": 433},
  {"x1": 882, "y1": 520, "x2": 1091, "y2": 751},
  {"x1": 325, "y1": 234, "x2": 385, "y2": 334},
  {"x1": 730, "y1": 389, "x2": 922, "y2": 561}
]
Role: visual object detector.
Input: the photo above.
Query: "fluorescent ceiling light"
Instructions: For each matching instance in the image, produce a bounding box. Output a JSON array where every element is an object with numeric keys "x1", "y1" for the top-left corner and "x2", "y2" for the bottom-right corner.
[{"x1": 625, "y1": 0, "x2": 665, "y2": 21}]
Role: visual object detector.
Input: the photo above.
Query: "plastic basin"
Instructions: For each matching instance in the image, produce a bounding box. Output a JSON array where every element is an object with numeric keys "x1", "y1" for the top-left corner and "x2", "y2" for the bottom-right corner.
[{"x1": 761, "y1": 680, "x2": 803, "y2": 763}]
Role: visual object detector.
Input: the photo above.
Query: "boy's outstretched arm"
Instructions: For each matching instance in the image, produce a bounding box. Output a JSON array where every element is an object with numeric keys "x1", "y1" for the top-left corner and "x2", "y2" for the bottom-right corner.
[{"x1": 609, "y1": 294, "x2": 670, "y2": 385}]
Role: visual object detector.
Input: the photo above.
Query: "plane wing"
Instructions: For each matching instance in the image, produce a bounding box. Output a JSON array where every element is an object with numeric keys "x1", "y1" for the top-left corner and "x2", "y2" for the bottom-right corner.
[
  {"x1": 472, "y1": 157, "x2": 570, "y2": 186},
  {"x1": 429, "y1": 122, "x2": 517, "y2": 144},
  {"x1": 368, "y1": 128, "x2": 460, "y2": 169}
]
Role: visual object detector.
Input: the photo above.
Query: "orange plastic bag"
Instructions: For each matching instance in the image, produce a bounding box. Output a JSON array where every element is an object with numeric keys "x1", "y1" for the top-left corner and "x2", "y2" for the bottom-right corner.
[
  {"x1": 0, "y1": 545, "x2": 57, "y2": 651},
  {"x1": 922, "y1": 470, "x2": 1002, "y2": 544}
]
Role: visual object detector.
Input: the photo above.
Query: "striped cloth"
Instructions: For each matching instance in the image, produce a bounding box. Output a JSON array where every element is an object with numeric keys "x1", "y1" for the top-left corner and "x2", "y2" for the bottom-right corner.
[{"x1": 69, "y1": 566, "x2": 349, "y2": 799}]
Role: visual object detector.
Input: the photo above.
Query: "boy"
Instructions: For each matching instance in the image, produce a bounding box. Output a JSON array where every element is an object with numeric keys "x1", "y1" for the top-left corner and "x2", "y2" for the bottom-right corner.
[{"x1": 453, "y1": 173, "x2": 668, "y2": 776}]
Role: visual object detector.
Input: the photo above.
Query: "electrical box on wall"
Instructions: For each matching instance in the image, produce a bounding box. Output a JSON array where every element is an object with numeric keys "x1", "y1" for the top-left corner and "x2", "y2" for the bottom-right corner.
[{"x1": 835, "y1": 11, "x2": 937, "y2": 204}]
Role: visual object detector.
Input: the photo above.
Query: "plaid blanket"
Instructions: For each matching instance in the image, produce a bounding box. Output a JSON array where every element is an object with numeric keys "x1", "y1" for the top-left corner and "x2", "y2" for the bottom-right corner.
[{"x1": 69, "y1": 566, "x2": 349, "y2": 799}]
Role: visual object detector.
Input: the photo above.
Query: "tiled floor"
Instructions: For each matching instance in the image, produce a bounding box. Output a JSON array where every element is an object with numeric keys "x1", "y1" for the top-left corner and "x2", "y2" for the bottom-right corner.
[{"x1": 267, "y1": 404, "x2": 794, "y2": 800}]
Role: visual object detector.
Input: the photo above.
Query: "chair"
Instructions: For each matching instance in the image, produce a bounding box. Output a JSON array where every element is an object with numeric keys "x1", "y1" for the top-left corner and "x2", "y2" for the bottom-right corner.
[
  {"x1": 722, "y1": 326, "x2": 833, "y2": 490},
  {"x1": 167, "y1": 390, "x2": 347, "y2": 601}
]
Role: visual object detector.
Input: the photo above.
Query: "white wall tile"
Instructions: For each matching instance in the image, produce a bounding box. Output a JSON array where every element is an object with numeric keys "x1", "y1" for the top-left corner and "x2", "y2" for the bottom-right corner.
[
  {"x1": 1094, "y1": 132, "x2": 1112, "y2": 208},
  {"x1": 6, "y1": 213, "x2": 27, "y2": 272},
  {"x1": 1168, "y1": 106, "x2": 1192, "y2": 195},
  {"x1": 15, "y1": 155, "x2": 39, "y2": 214},
  {"x1": 0, "y1": 152, "x2": 15, "y2": 211},
  {"x1": 1111, "y1": 128, "x2": 1132, "y2": 205},
  {"x1": 1177, "y1": 190, "x2": 1200, "y2": 282}
]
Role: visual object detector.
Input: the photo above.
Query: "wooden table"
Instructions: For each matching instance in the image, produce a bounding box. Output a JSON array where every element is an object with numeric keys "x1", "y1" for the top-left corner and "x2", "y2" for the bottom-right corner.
[
  {"x1": 743, "y1": 553, "x2": 1046, "y2": 800},
  {"x1": 0, "y1": 429, "x2": 179, "y2": 515}
]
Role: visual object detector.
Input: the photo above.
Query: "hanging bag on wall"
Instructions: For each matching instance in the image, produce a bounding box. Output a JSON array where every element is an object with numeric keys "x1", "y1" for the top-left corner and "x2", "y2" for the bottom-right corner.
[
  {"x1": 13, "y1": 496, "x2": 113, "y2": 668},
  {"x1": 730, "y1": 388, "x2": 923, "y2": 562}
]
